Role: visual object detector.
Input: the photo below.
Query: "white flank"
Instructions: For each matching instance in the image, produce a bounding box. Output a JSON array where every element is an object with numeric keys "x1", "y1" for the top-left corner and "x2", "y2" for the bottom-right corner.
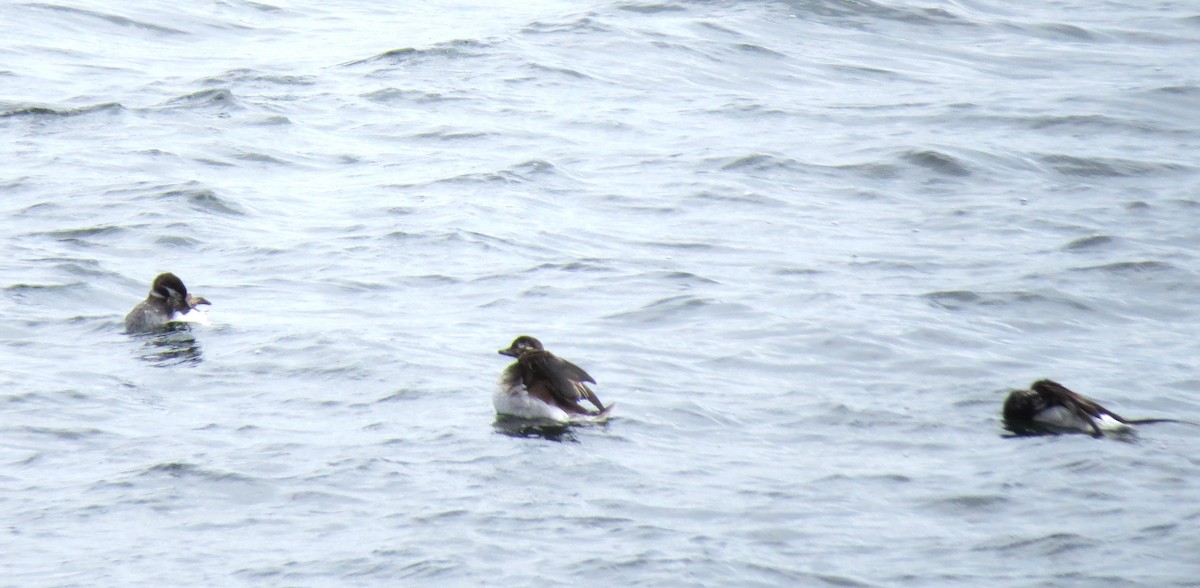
[
  {"x1": 1034, "y1": 406, "x2": 1130, "y2": 432},
  {"x1": 491, "y1": 380, "x2": 573, "y2": 422},
  {"x1": 1093, "y1": 414, "x2": 1131, "y2": 432},
  {"x1": 169, "y1": 307, "x2": 212, "y2": 326}
]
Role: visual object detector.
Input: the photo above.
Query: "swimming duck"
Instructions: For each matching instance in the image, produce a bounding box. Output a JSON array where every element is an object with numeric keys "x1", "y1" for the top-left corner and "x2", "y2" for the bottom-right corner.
[
  {"x1": 124, "y1": 272, "x2": 211, "y2": 333},
  {"x1": 1003, "y1": 379, "x2": 1134, "y2": 435},
  {"x1": 495, "y1": 335, "x2": 613, "y2": 422}
]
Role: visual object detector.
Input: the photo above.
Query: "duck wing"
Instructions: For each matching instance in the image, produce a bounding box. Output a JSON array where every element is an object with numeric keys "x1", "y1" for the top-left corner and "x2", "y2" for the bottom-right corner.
[
  {"x1": 1033, "y1": 380, "x2": 1129, "y2": 434},
  {"x1": 556, "y1": 358, "x2": 594, "y2": 383},
  {"x1": 559, "y1": 358, "x2": 605, "y2": 411},
  {"x1": 519, "y1": 351, "x2": 605, "y2": 412}
]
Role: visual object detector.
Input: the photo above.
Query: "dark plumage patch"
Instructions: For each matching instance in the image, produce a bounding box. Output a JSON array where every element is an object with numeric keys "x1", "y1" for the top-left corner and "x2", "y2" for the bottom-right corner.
[
  {"x1": 498, "y1": 335, "x2": 608, "y2": 416},
  {"x1": 1003, "y1": 379, "x2": 1132, "y2": 437}
]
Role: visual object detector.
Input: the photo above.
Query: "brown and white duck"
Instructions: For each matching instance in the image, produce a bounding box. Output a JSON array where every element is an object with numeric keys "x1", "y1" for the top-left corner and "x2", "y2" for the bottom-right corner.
[
  {"x1": 1003, "y1": 379, "x2": 1166, "y2": 436},
  {"x1": 124, "y1": 272, "x2": 211, "y2": 333},
  {"x1": 495, "y1": 335, "x2": 613, "y2": 422}
]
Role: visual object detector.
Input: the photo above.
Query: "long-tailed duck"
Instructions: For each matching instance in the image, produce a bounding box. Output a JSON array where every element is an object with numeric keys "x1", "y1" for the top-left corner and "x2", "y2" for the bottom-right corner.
[
  {"x1": 495, "y1": 335, "x2": 613, "y2": 422},
  {"x1": 1004, "y1": 379, "x2": 1147, "y2": 436},
  {"x1": 124, "y1": 272, "x2": 211, "y2": 333}
]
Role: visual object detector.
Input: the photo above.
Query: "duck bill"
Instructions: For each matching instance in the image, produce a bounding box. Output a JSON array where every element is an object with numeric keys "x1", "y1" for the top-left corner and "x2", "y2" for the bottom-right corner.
[{"x1": 498, "y1": 348, "x2": 519, "y2": 357}]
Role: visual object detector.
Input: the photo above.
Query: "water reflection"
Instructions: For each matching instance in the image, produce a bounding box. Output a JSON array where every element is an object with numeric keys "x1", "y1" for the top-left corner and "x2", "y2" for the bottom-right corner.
[
  {"x1": 492, "y1": 416, "x2": 580, "y2": 443},
  {"x1": 1002, "y1": 419, "x2": 1137, "y2": 441},
  {"x1": 132, "y1": 325, "x2": 203, "y2": 367}
]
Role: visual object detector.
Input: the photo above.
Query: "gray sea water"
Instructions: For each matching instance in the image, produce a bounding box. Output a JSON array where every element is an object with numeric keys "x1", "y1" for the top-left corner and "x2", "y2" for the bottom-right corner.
[{"x1": 3, "y1": 0, "x2": 1200, "y2": 585}]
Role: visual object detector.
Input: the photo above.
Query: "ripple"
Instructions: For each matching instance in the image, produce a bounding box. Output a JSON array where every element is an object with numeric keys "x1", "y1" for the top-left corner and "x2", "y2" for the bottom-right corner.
[
  {"x1": 900, "y1": 149, "x2": 971, "y2": 177},
  {"x1": 157, "y1": 184, "x2": 246, "y2": 215},
  {"x1": 829, "y1": 63, "x2": 906, "y2": 80},
  {"x1": 830, "y1": 162, "x2": 902, "y2": 180},
  {"x1": 977, "y1": 532, "x2": 1098, "y2": 556},
  {"x1": 522, "y1": 16, "x2": 610, "y2": 35},
  {"x1": 201, "y1": 68, "x2": 318, "y2": 86},
  {"x1": 521, "y1": 260, "x2": 615, "y2": 274},
  {"x1": 1021, "y1": 22, "x2": 1103, "y2": 42},
  {"x1": 342, "y1": 40, "x2": 490, "y2": 67},
  {"x1": 1149, "y1": 84, "x2": 1200, "y2": 97},
  {"x1": 134, "y1": 330, "x2": 204, "y2": 367},
  {"x1": 734, "y1": 43, "x2": 786, "y2": 58},
  {"x1": 1062, "y1": 235, "x2": 1114, "y2": 251},
  {"x1": 526, "y1": 62, "x2": 593, "y2": 79},
  {"x1": 690, "y1": 189, "x2": 787, "y2": 206},
  {"x1": 1071, "y1": 260, "x2": 1175, "y2": 274},
  {"x1": 933, "y1": 494, "x2": 1011, "y2": 511},
  {"x1": 616, "y1": 3, "x2": 687, "y2": 14},
  {"x1": 0, "y1": 101, "x2": 123, "y2": 119},
  {"x1": 719, "y1": 153, "x2": 800, "y2": 171},
  {"x1": 362, "y1": 88, "x2": 461, "y2": 104},
  {"x1": 789, "y1": 0, "x2": 966, "y2": 26},
  {"x1": 1028, "y1": 114, "x2": 1131, "y2": 131},
  {"x1": 232, "y1": 151, "x2": 291, "y2": 165},
  {"x1": 492, "y1": 418, "x2": 579, "y2": 443},
  {"x1": 923, "y1": 290, "x2": 1093, "y2": 312},
  {"x1": 13, "y1": 425, "x2": 108, "y2": 440},
  {"x1": 1038, "y1": 154, "x2": 1191, "y2": 177},
  {"x1": 134, "y1": 461, "x2": 274, "y2": 502},
  {"x1": 23, "y1": 3, "x2": 187, "y2": 35},
  {"x1": 30, "y1": 226, "x2": 124, "y2": 240},
  {"x1": 411, "y1": 128, "x2": 494, "y2": 141},
  {"x1": 163, "y1": 88, "x2": 242, "y2": 110},
  {"x1": 5, "y1": 281, "x2": 85, "y2": 294},
  {"x1": 426, "y1": 159, "x2": 559, "y2": 185},
  {"x1": 154, "y1": 235, "x2": 202, "y2": 248},
  {"x1": 605, "y1": 295, "x2": 752, "y2": 324}
]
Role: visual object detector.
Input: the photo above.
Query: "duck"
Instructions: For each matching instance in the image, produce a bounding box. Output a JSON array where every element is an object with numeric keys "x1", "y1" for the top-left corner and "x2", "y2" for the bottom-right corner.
[
  {"x1": 495, "y1": 335, "x2": 613, "y2": 422},
  {"x1": 124, "y1": 272, "x2": 211, "y2": 333},
  {"x1": 1003, "y1": 379, "x2": 1138, "y2": 435}
]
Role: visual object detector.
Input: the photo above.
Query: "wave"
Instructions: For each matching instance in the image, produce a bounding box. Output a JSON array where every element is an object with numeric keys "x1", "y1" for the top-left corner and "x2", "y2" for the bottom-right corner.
[
  {"x1": 1070, "y1": 260, "x2": 1176, "y2": 275},
  {"x1": 1061, "y1": 235, "x2": 1115, "y2": 251},
  {"x1": 0, "y1": 102, "x2": 123, "y2": 119},
  {"x1": 522, "y1": 15, "x2": 611, "y2": 35},
  {"x1": 605, "y1": 294, "x2": 753, "y2": 324},
  {"x1": 362, "y1": 88, "x2": 463, "y2": 104},
  {"x1": 924, "y1": 290, "x2": 1093, "y2": 313},
  {"x1": 615, "y1": 3, "x2": 687, "y2": 15},
  {"x1": 393, "y1": 159, "x2": 559, "y2": 186},
  {"x1": 779, "y1": 0, "x2": 967, "y2": 27},
  {"x1": 900, "y1": 149, "x2": 972, "y2": 177},
  {"x1": 162, "y1": 88, "x2": 242, "y2": 110},
  {"x1": 158, "y1": 185, "x2": 247, "y2": 215},
  {"x1": 201, "y1": 68, "x2": 317, "y2": 87},
  {"x1": 23, "y1": 3, "x2": 187, "y2": 35},
  {"x1": 1038, "y1": 154, "x2": 1194, "y2": 177},
  {"x1": 341, "y1": 40, "x2": 491, "y2": 67},
  {"x1": 714, "y1": 149, "x2": 973, "y2": 179}
]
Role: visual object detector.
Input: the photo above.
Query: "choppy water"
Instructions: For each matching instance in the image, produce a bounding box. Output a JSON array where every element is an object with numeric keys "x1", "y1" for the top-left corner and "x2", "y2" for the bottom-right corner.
[{"x1": 3, "y1": 0, "x2": 1200, "y2": 585}]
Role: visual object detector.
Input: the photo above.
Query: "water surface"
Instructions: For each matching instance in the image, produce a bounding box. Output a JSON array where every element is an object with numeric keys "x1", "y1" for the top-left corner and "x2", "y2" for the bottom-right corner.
[{"x1": 2, "y1": 0, "x2": 1200, "y2": 585}]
